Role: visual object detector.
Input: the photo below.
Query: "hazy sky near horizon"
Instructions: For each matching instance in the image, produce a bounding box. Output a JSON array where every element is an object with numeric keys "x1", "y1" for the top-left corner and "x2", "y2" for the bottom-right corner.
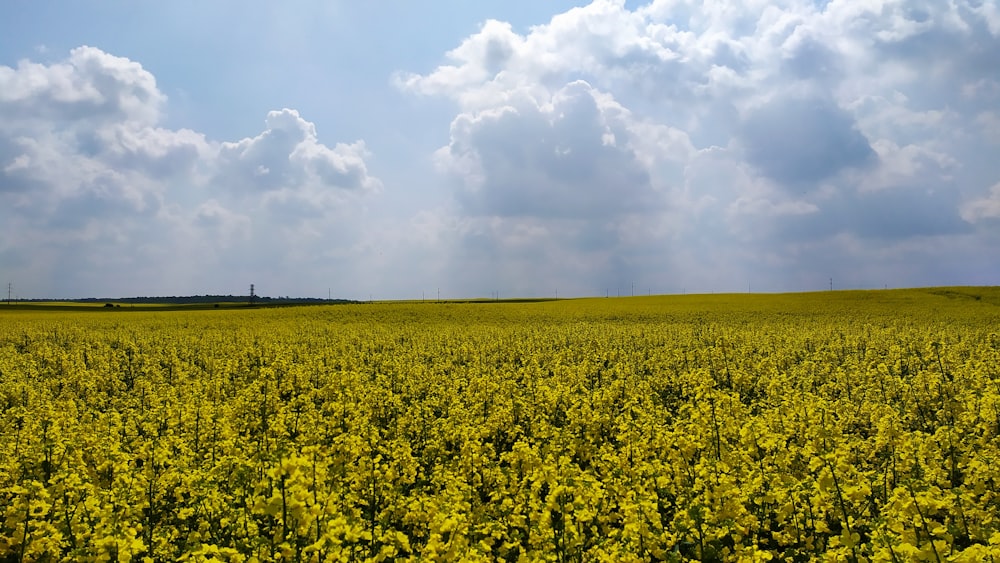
[{"x1": 2, "y1": 0, "x2": 999, "y2": 300}]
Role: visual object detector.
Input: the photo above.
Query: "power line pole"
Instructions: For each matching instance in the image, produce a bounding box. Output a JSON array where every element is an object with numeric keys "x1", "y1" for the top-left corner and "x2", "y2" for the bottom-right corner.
[
  {"x1": 250, "y1": 283, "x2": 255, "y2": 305},
  {"x1": 6, "y1": 283, "x2": 10, "y2": 305}
]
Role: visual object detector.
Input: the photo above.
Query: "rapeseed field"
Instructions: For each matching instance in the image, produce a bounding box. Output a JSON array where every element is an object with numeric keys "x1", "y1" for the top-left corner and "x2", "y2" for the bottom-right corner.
[{"x1": 2, "y1": 288, "x2": 999, "y2": 561}]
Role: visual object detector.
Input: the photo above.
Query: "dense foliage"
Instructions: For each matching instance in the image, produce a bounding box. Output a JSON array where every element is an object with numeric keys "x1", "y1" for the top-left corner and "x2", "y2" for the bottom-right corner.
[{"x1": 2, "y1": 288, "x2": 999, "y2": 561}]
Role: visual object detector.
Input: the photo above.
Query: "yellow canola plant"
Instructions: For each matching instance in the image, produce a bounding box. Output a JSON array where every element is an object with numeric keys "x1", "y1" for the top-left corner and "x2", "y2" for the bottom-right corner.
[{"x1": 1, "y1": 288, "x2": 1000, "y2": 562}]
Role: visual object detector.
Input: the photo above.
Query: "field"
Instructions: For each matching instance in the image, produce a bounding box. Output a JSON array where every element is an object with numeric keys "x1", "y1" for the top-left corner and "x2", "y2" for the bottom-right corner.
[{"x1": 2, "y1": 288, "x2": 999, "y2": 562}]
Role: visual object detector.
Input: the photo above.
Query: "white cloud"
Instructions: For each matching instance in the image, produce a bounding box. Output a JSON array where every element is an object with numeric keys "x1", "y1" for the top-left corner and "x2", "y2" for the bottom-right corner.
[
  {"x1": 437, "y1": 80, "x2": 660, "y2": 219},
  {"x1": 426, "y1": 78, "x2": 696, "y2": 294},
  {"x1": 962, "y1": 183, "x2": 1000, "y2": 223},
  {"x1": 194, "y1": 199, "x2": 251, "y2": 246},
  {"x1": 400, "y1": 0, "x2": 1000, "y2": 294},
  {"x1": 861, "y1": 140, "x2": 958, "y2": 192},
  {"x1": 0, "y1": 47, "x2": 381, "y2": 298},
  {"x1": 217, "y1": 108, "x2": 380, "y2": 197},
  {"x1": 90, "y1": 124, "x2": 210, "y2": 178},
  {"x1": 396, "y1": 19, "x2": 525, "y2": 99},
  {"x1": 0, "y1": 46, "x2": 163, "y2": 125}
]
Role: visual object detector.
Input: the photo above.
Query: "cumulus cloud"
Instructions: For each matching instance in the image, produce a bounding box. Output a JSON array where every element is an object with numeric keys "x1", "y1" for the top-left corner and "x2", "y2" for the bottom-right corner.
[
  {"x1": 0, "y1": 47, "x2": 208, "y2": 221},
  {"x1": 438, "y1": 81, "x2": 658, "y2": 219},
  {"x1": 0, "y1": 46, "x2": 163, "y2": 125},
  {"x1": 738, "y1": 96, "x2": 876, "y2": 188},
  {"x1": 0, "y1": 47, "x2": 380, "y2": 298},
  {"x1": 401, "y1": 0, "x2": 1000, "y2": 294},
  {"x1": 427, "y1": 76, "x2": 701, "y2": 294},
  {"x1": 217, "y1": 108, "x2": 379, "y2": 196}
]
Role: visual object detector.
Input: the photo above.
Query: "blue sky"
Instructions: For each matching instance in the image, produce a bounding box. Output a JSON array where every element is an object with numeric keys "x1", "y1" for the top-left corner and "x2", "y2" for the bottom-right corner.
[{"x1": 2, "y1": 0, "x2": 999, "y2": 299}]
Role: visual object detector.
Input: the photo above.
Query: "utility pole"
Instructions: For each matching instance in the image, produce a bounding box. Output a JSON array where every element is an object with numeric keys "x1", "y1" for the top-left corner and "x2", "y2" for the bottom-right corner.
[
  {"x1": 250, "y1": 283, "x2": 255, "y2": 305},
  {"x1": 830, "y1": 278, "x2": 833, "y2": 291},
  {"x1": 6, "y1": 283, "x2": 10, "y2": 305}
]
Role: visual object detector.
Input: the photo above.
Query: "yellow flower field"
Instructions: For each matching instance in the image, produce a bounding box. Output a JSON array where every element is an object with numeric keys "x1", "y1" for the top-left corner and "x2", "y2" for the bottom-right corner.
[{"x1": 2, "y1": 288, "x2": 999, "y2": 561}]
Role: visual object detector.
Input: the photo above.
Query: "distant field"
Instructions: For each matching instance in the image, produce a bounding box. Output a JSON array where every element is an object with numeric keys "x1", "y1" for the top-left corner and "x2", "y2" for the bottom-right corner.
[
  {"x1": 2, "y1": 301, "x2": 180, "y2": 311},
  {"x1": 6, "y1": 285, "x2": 998, "y2": 312},
  {"x1": 1, "y1": 301, "x2": 309, "y2": 312},
  {"x1": 1, "y1": 287, "x2": 999, "y2": 561}
]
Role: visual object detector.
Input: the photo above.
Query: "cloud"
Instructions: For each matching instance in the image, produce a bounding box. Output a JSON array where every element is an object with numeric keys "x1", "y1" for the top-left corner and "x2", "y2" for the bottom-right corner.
[
  {"x1": 0, "y1": 47, "x2": 208, "y2": 218},
  {"x1": 438, "y1": 81, "x2": 658, "y2": 219},
  {"x1": 217, "y1": 108, "x2": 379, "y2": 196},
  {"x1": 426, "y1": 77, "x2": 702, "y2": 295},
  {"x1": 0, "y1": 46, "x2": 163, "y2": 126},
  {"x1": 962, "y1": 183, "x2": 1000, "y2": 223},
  {"x1": 83, "y1": 125, "x2": 210, "y2": 179},
  {"x1": 213, "y1": 109, "x2": 381, "y2": 227},
  {"x1": 400, "y1": 0, "x2": 1000, "y2": 294},
  {"x1": 739, "y1": 96, "x2": 876, "y2": 187},
  {"x1": 396, "y1": 19, "x2": 524, "y2": 99},
  {"x1": 0, "y1": 47, "x2": 381, "y2": 298},
  {"x1": 976, "y1": 111, "x2": 1000, "y2": 144},
  {"x1": 193, "y1": 199, "x2": 252, "y2": 246}
]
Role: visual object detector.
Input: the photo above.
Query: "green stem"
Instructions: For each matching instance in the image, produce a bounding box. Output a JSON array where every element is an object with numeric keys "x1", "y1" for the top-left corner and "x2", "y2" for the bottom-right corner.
[
  {"x1": 907, "y1": 481, "x2": 942, "y2": 563},
  {"x1": 824, "y1": 458, "x2": 857, "y2": 563}
]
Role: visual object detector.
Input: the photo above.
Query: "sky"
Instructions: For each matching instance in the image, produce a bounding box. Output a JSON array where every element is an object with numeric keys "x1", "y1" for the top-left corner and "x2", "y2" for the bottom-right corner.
[{"x1": 2, "y1": 0, "x2": 999, "y2": 300}]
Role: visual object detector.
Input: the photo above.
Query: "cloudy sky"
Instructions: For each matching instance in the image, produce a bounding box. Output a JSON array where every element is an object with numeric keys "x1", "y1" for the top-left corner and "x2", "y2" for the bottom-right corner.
[{"x1": 2, "y1": 0, "x2": 999, "y2": 300}]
